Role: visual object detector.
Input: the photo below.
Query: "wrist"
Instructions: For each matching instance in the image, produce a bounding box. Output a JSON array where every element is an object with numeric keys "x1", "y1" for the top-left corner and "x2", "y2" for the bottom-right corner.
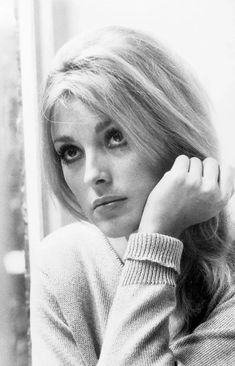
[{"x1": 138, "y1": 220, "x2": 182, "y2": 239}]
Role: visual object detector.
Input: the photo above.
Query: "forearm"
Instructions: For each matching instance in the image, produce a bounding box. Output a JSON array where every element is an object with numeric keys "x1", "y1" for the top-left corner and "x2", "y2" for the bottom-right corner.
[{"x1": 98, "y1": 233, "x2": 183, "y2": 365}]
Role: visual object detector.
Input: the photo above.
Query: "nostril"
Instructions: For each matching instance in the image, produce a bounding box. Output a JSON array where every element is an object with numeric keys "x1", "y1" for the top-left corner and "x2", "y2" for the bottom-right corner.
[{"x1": 95, "y1": 178, "x2": 106, "y2": 185}]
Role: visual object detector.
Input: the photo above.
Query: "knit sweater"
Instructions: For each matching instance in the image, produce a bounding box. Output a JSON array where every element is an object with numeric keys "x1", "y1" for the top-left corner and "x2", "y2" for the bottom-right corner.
[{"x1": 30, "y1": 221, "x2": 235, "y2": 365}]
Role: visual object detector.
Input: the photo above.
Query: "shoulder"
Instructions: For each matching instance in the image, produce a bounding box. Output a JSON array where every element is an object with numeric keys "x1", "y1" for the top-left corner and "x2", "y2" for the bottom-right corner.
[
  {"x1": 40, "y1": 220, "x2": 102, "y2": 249},
  {"x1": 33, "y1": 220, "x2": 108, "y2": 281},
  {"x1": 31, "y1": 220, "x2": 122, "y2": 310},
  {"x1": 42, "y1": 219, "x2": 101, "y2": 245}
]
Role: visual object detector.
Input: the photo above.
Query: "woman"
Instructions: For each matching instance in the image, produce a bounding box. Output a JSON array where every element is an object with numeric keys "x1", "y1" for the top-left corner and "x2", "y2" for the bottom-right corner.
[{"x1": 31, "y1": 26, "x2": 235, "y2": 365}]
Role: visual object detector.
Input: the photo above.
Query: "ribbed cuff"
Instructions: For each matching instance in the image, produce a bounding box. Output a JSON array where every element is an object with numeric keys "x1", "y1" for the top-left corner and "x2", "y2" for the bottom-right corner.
[
  {"x1": 121, "y1": 260, "x2": 177, "y2": 286},
  {"x1": 120, "y1": 233, "x2": 183, "y2": 286}
]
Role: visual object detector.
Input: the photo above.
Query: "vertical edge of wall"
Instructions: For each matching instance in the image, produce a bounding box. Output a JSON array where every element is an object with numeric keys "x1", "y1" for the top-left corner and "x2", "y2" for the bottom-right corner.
[
  {"x1": 17, "y1": 0, "x2": 43, "y2": 259},
  {"x1": 35, "y1": 0, "x2": 65, "y2": 235},
  {"x1": 17, "y1": 0, "x2": 44, "y2": 362}
]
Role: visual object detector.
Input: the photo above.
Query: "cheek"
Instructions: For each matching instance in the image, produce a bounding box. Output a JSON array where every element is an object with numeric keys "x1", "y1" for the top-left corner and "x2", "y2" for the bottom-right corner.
[
  {"x1": 136, "y1": 162, "x2": 163, "y2": 201},
  {"x1": 63, "y1": 169, "x2": 85, "y2": 202},
  {"x1": 134, "y1": 173, "x2": 158, "y2": 202},
  {"x1": 130, "y1": 159, "x2": 160, "y2": 188},
  {"x1": 121, "y1": 158, "x2": 159, "y2": 207}
]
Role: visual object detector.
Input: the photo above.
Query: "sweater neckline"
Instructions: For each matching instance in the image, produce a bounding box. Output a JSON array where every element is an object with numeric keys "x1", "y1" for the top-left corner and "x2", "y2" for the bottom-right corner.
[{"x1": 100, "y1": 231, "x2": 124, "y2": 268}]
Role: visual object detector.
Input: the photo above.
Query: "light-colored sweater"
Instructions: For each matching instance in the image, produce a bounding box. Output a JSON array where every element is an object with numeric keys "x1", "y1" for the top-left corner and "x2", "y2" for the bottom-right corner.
[{"x1": 30, "y1": 221, "x2": 235, "y2": 365}]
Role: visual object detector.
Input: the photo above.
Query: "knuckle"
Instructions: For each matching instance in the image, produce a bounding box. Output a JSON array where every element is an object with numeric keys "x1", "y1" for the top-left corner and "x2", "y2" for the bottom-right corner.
[
  {"x1": 190, "y1": 157, "x2": 202, "y2": 164},
  {"x1": 177, "y1": 154, "x2": 189, "y2": 161},
  {"x1": 203, "y1": 157, "x2": 218, "y2": 165},
  {"x1": 175, "y1": 155, "x2": 190, "y2": 166},
  {"x1": 202, "y1": 180, "x2": 218, "y2": 194},
  {"x1": 186, "y1": 176, "x2": 201, "y2": 188},
  {"x1": 172, "y1": 171, "x2": 187, "y2": 185}
]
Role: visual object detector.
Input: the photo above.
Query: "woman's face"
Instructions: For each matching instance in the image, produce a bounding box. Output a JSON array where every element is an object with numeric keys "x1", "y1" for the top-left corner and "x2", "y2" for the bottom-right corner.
[{"x1": 52, "y1": 99, "x2": 161, "y2": 238}]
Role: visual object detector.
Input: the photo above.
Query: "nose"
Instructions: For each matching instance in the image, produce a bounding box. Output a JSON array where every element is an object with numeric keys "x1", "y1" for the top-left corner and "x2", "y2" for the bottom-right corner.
[{"x1": 83, "y1": 149, "x2": 112, "y2": 188}]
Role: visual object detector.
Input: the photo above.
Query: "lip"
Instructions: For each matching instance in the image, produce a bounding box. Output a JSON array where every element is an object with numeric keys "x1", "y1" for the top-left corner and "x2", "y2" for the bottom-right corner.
[{"x1": 92, "y1": 196, "x2": 127, "y2": 210}]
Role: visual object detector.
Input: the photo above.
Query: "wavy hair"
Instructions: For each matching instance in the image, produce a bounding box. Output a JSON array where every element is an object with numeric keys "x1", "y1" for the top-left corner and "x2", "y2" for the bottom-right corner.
[{"x1": 41, "y1": 26, "x2": 234, "y2": 333}]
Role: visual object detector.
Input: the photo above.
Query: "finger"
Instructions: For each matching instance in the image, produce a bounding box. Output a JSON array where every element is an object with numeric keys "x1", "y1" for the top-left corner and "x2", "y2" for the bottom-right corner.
[
  {"x1": 188, "y1": 157, "x2": 203, "y2": 181},
  {"x1": 219, "y1": 165, "x2": 235, "y2": 202},
  {"x1": 171, "y1": 155, "x2": 190, "y2": 174},
  {"x1": 202, "y1": 157, "x2": 220, "y2": 184}
]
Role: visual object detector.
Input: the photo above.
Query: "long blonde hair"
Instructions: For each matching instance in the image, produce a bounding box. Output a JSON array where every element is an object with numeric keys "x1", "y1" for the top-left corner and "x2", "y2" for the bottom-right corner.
[{"x1": 42, "y1": 26, "x2": 234, "y2": 332}]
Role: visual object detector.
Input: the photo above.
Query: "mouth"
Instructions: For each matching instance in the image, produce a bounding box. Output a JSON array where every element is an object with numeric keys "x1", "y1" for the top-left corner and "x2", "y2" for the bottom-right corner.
[{"x1": 93, "y1": 196, "x2": 127, "y2": 210}]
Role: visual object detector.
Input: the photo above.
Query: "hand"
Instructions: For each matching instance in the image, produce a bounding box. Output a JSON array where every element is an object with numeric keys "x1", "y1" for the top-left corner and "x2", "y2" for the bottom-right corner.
[{"x1": 138, "y1": 155, "x2": 234, "y2": 238}]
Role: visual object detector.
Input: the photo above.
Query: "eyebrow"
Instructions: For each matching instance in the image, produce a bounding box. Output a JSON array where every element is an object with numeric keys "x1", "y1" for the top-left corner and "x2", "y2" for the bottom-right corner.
[
  {"x1": 53, "y1": 119, "x2": 112, "y2": 144},
  {"x1": 53, "y1": 136, "x2": 75, "y2": 144},
  {"x1": 95, "y1": 119, "x2": 112, "y2": 133}
]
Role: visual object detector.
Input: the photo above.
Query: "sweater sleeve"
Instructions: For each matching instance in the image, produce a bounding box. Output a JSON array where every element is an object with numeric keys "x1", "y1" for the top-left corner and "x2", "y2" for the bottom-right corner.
[{"x1": 98, "y1": 232, "x2": 183, "y2": 366}]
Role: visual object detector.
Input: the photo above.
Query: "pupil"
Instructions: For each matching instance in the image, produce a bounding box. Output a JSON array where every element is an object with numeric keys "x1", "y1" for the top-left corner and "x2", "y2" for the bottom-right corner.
[
  {"x1": 68, "y1": 148, "x2": 76, "y2": 156},
  {"x1": 113, "y1": 131, "x2": 122, "y2": 141}
]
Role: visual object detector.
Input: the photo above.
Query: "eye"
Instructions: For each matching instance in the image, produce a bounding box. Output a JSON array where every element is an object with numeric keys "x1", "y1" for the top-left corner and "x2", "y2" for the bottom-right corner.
[
  {"x1": 105, "y1": 128, "x2": 127, "y2": 148},
  {"x1": 56, "y1": 144, "x2": 82, "y2": 165}
]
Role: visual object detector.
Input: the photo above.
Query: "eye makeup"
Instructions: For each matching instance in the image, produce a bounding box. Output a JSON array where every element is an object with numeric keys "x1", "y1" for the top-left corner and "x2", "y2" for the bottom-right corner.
[
  {"x1": 104, "y1": 127, "x2": 127, "y2": 148},
  {"x1": 53, "y1": 122, "x2": 128, "y2": 166},
  {"x1": 57, "y1": 144, "x2": 83, "y2": 165}
]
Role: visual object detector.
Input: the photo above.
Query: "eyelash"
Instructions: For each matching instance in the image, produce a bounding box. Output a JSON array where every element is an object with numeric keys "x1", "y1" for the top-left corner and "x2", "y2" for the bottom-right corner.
[
  {"x1": 57, "y1": 145, "x2": 82, "y2": 165},
  {"x1": 57, "y1": 128, "x2": 127, "y2": 165},
  {"x1": 104, "y1": 128, "x2": 127, "y2": 148}
]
